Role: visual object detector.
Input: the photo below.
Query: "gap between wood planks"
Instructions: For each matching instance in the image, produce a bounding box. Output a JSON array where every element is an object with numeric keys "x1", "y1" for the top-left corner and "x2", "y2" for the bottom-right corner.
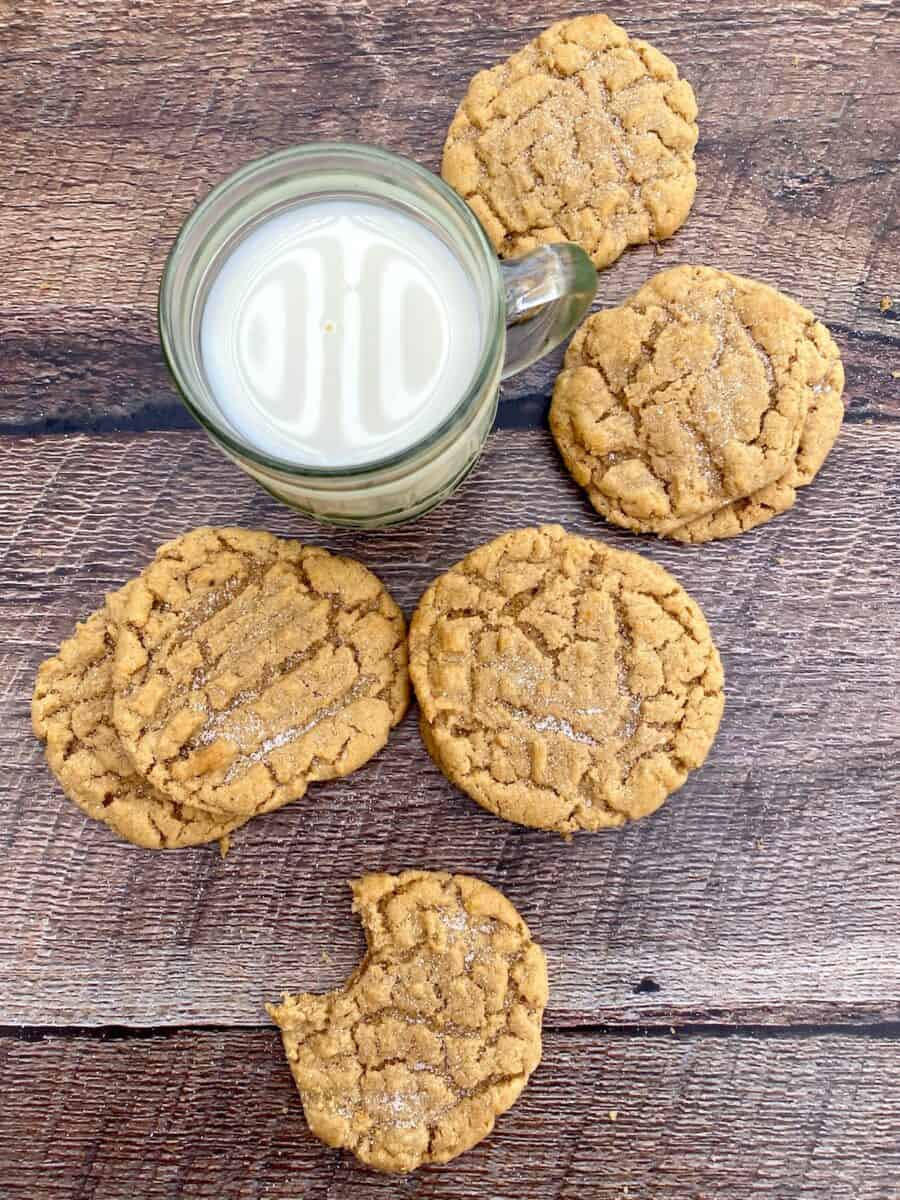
[
  {"x1": 4, "y1": 1021, "x2": 900, "y2": 1044},
  {"x1": 2, "y1": 318, "x2": 898, "y2": 438}
]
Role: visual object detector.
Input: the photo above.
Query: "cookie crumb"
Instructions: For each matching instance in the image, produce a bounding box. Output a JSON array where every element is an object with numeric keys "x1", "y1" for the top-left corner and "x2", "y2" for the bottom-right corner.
[
  {"x1": 880, "y1": 296, "x2": 893, "y2": 312},
  {"x1": 608, "y1": 1109, "x2": 619, "y2": 1122},
  {"x1": 218, "y1": 834, "x2": 231, "y2": 858},
  {"x1": 891, "y1": 370, "x2": 900, "y2": 380},
  {"x1": 321, "y1": 949, "x2": 334, "y2": 965},
  {"x1": 755, "y1": 838, "x2": 764, "y2": 851},
  {"x1": 792, "y1": 53, "x2": 800, "y2": 66}
]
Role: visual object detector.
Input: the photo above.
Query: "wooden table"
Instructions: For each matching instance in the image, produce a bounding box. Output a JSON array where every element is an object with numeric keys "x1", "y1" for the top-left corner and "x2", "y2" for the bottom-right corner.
[{"x1": 2, "y1": 1, "x2": 899, "y2": 1196}]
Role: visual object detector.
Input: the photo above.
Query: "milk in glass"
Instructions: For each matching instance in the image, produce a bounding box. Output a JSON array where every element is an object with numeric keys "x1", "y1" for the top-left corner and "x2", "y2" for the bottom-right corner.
[{"x1": 200, "y1": 199, "x2": 483, "y2": 467}]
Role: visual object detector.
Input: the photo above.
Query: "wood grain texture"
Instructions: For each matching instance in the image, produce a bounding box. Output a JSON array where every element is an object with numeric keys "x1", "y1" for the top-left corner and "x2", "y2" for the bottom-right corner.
[
  {"x1": 2, "y1": 1, "x2": 900, "y2": 1193},
  {"x1": 2, "y1": 426, "x2": 898, "y2": 1027},
  {"x1": 1, "y1": 1027, "x2": 898, "y2": 1199},
  {"x1": 1, "y1": 0, "x2": 898, "y2": 430}
]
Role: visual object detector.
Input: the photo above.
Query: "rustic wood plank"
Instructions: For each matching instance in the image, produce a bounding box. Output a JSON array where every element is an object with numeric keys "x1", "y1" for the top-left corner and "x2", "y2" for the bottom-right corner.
[
  {"x1": 1, "y1": 425, "x2": 898, "y2": 1027},
  {"x1": 2, "y1": 309, "x2": 896, "y2": 438},
  {"x1": 3, "y1": 5, "x2": 898, "y2": 1198},
  {"x1": 1, "y1": 1027, "x2": 898, "y2": 1198},
  {"x1": 1, "y1": 0, "x2": 898, "y2": 429}
]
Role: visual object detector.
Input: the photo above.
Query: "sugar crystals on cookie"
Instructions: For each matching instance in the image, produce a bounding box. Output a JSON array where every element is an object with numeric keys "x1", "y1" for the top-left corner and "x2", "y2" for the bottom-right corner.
[
  {"x1": 550, "y1": 265, "x2": 844, "y2": 540},
  {"x1": 108, "y1": 528, "x2": 409, "y2": 821},
  {"x1": 410, "y1": 525, "x2": 724, "y2": 835},
  {"x1": 442, "y1": 14, "x2": 698, "y2": 269},
  {"x1": 33, "y1": 527, "x2": 410, "y2": 848},
  {"x1": 268, "y1": 870, "x2": 548, "y2": 1173}
]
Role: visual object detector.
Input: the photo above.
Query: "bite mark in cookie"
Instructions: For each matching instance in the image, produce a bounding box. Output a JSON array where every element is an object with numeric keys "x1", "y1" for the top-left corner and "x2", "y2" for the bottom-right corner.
[
  {"x1": 268, "y1": 870, "x2": 547, "y2": 1173},
  {"x1": 442, "y1": 14, "x2": 698, "y2": 269}
]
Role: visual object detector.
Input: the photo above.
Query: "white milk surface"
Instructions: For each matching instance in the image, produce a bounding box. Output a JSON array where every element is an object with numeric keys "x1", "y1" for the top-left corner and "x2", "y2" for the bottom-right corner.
[{"x1": 200, "y1": 198, "x2": 484, "y2": 467}]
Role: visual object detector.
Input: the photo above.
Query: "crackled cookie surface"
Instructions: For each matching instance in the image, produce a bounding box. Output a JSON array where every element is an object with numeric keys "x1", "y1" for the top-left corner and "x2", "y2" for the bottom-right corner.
[
  {"x1": 442, "y1": 14, "x2": 698, "y2": 269},
  {"x1": 32, "y1": 608, "x2": 246, "y2": 849},
  {"x1": 669, "y1": 342, "x2": 844, "y2": 542},
  {"x1": 550, "y1": 266, "x2": 839, "y2": 536},
  {"x1": 409, "y1": 526, "x2": 724, "y2": 834},
  {"x1": 110, "y1": 528, "x2": 409, "y2": 817},
  {"x1": 268, "y1": 870, "x2": 547, "y2": 1174}
]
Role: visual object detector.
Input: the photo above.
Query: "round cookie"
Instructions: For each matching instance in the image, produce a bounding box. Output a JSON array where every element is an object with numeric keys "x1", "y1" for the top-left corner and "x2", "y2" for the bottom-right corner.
[
  {"x1": 109, "y1": 528, "x2": 409, "y2": 818},
  {"x1": 550, "y1": 265, "x2": 838, "y2": 536},
  {"x1": 442, "y1": 14, "x2": 698, "y2": 269},
  {"x1": 32, "y1": 608, "x2": 246, "y2": 849},
  {"x1": 669, "y1": 342, "x2": 844, "y2": 542},
  {"x1": 409, "y1": 525, "x2": 724, "y2": 835},
  {"x1": 267, "y1": 870, "x2": 547, "y2": 1173}
]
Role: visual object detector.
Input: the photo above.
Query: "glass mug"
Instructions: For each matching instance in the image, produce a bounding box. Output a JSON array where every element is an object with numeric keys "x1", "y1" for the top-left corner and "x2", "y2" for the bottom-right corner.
[{"x1": 159, "y1": 143, "x2": 597, "y2": 527}]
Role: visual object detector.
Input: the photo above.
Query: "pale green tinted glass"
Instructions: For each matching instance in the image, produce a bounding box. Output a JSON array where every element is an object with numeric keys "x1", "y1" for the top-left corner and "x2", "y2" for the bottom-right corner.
[{"x1": 159, "y1": 143, "x2": 596, "y2": 527}]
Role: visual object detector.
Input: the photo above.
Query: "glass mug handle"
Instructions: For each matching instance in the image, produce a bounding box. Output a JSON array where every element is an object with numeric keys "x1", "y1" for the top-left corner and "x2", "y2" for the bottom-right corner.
[{"x1": 499, "y1": 243, "x2": 598, "y2": 379}]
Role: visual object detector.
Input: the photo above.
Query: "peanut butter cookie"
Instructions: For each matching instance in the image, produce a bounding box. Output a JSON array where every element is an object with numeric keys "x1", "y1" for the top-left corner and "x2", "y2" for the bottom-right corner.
[
  {"x1": 409, "y1": 526, "x2": 724, "y2": 835},
  {"x1": 550, "y1": 266, "x2": 839, "y2": 536},
  {"x1": 109, "y1": 528, "x2": 409, "y2": 818},
  {"x1": 669, "y1": 342, "x2": 844, "y2": 542},
  {"x1": 268, "y1": 870, "x2": 547, "y2": 1173},
  {"x1": 32, "y1": 608, "x2": 246, "y2": 849},
  {"x1": 442, "y1": 14, "x2": 698, "y2": 269}
]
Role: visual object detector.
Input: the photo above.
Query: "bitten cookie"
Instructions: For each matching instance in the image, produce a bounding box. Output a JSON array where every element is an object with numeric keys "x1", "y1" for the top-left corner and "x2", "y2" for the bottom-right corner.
[
  {"x1": 109, "y1": 528, "x2": 409, "y2": 818},
  {"x1": 32, "y1": 608, "x2": 246, "y2": 849},
  {"x1": 409, "y1": 526, "x2": 724, "y2": 835},
  {"x1": 268, "y1": 870, "x2": 548, "y2": 1174},
  {"x1": 442, "y1": 14, "x2": 698, "y2": 269},
  {"x1": 550, "y1": 265, "x2": 841, "y2": 537}
]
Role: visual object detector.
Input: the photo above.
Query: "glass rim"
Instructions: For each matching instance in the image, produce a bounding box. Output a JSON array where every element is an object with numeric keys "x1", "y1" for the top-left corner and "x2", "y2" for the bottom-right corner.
[{"x1": 158, "y1": 141, "x2": 506, "y2": 480}]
